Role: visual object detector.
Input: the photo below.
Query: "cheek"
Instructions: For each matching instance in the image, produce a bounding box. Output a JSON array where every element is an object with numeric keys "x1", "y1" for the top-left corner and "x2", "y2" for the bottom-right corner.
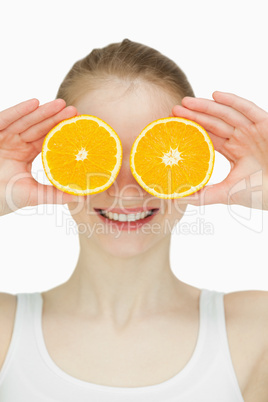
[
  {"x1": 152, "y1": 199, "x2": 187, "y2": 235},
  {"x1": 67, "y1": 193, "x2": 102, "y2": 220},
  {"x1": 67, "y1": 198, "x2": 91, "y2": 224},
  {"x1": 167, "y1": 199, "x2": 188, "y2": 222}
]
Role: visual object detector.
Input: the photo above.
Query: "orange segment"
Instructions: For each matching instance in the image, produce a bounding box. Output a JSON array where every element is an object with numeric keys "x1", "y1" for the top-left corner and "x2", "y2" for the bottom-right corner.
[
  {"x1": 130, "y1": 117, "x2": 214, "y2": 199},
  {"x1": 42, "y1": 115, "x2": 122, "y2": 195}
]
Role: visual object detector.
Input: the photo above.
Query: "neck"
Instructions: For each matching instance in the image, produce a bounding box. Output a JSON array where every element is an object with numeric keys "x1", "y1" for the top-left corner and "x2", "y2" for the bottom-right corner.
[{"x1": 63, "y1": 234, "x2": 183, "y2": 329}]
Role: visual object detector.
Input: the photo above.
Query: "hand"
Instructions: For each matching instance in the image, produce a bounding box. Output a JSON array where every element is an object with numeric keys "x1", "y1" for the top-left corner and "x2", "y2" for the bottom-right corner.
[
  {"x1": 172, "y1": 92, "x2": 268, "y2": 210},
  {"x1": 0, "y1": 98, "x2": 78, "y2": 216}
]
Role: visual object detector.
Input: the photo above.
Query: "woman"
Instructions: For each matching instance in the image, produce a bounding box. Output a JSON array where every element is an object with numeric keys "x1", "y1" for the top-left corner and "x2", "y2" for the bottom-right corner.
[{"x1": 0, "y1": 39, "x2": 267, "y2": 401}]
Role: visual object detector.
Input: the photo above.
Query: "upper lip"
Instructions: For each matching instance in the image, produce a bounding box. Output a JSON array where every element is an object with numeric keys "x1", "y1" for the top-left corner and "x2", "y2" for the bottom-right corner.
[{"x1": 94, "y1": 207, "x2": 159, "y2": 214}]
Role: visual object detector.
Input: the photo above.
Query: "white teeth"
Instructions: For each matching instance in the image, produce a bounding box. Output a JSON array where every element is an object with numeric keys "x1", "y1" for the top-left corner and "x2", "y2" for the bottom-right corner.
[
  {"x1": 100, "y1": 210, "x2": 153, "y2": 221},
  {"x1": 118, "y1": 214, "x2": 127, "y2": 222},
  {"x1": 127, "y1": 214, "x2": 136, "y2": 221}
]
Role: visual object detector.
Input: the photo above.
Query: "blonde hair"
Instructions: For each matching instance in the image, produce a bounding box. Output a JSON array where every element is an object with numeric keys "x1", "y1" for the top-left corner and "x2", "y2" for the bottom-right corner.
[{"x1": 56, "y1": 39, "x2": 195, "y2": 105}]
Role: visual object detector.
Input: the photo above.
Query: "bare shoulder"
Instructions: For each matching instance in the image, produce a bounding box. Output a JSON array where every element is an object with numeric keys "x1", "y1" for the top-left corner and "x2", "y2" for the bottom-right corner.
[
  {"x1": 224, "y1": 290, "x2": 268, "y2": 342},
  {"x1": 224, "y1": 290, "x2": 268, "y2": 398},
  {"x1": 0, "y1": 292, "x2": 17, "y2": 370}
]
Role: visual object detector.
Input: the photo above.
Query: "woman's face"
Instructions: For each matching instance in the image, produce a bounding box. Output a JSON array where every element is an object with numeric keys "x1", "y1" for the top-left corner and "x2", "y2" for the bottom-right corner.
[{"x1": 68, "y1": 80, "x2": 187, "y2": 257}]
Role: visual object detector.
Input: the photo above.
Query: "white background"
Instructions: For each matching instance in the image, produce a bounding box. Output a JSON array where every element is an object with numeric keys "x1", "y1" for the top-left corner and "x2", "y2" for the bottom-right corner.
[{"x1": 0, "y1": 0, "x2": 267, "y2": 295}]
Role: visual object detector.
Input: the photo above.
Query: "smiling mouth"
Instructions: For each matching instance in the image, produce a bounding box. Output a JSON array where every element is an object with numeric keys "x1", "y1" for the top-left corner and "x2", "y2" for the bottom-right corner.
[{"x1": 94, "y1": 208, "x2": 159, "y2": 222}]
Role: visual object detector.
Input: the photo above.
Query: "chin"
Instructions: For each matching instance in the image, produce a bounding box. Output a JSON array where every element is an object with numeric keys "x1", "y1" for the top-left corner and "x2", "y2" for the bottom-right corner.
[
  {"x1": 90, "y1": 230, "x2": 164, "y2": 259},
  {"x1": 100, "y1": 236, "x2": 153, "y2": 258}
]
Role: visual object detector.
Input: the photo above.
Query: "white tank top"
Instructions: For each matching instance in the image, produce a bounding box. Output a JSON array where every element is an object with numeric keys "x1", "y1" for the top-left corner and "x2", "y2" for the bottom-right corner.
[{"x1": 0, "y1": 289, "x2": 244, "y2": 402}]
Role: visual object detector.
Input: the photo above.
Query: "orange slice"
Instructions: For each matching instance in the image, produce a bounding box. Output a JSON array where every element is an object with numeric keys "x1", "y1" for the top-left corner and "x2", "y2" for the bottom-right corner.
[
  {"x1": 130, "y1": 117, "x2": 214, "y2": 199},
  {"x1": 42, "y1": 115, "x2": 122, "y2": 195}
]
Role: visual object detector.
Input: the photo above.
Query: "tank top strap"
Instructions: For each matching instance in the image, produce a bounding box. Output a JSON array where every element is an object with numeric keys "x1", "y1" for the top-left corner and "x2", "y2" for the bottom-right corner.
[
  {"x1": 0, "y1": 293, "x2": 38, "y2": 384},
  {"x1": 201, "y1": 288, "x2": 227, "y2": 352},
  {"x1": 18, "y1": 292, "x2": 41, "y2": 334},
  {"x1": 203, "y1": 288, "x2": 225, "y2": 322},
  {"x1": 200, "y1": 289, "x2": 243, "y2": 400},
  {"x1": 189, "y1": 288, "x2": 223, "y2": 367}
]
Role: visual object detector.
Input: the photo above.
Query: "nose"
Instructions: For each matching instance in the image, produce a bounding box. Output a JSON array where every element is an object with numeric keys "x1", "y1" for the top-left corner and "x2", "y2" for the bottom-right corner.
[{"x1": 107, "y1": 159, "x2": 147, "y2": 199}]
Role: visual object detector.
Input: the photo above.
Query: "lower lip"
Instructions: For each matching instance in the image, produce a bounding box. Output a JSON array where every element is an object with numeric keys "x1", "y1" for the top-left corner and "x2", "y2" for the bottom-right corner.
[{"x1": 95, "y1": 211, "x2": 158, "y2": 231}]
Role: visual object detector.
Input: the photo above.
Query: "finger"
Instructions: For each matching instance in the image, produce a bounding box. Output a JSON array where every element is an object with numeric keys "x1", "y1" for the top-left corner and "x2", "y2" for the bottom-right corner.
[
  {"x1": 24, "y1": 135, "x2": 50, "y2": 163},
  {"x1": 181, "y1": 95, "x2": 250, "y2": 129},
  {"x1": 212, "y1": 91, "x2": 267, "y2": 123},
  {"x1": 172, "y1": 104, "x2": 233, "y2": 139},
  {"x1": 20, "y1": 105, "x2": 78, "y2": 142},
  {"x1": 31, "y1": 135, "x2": 48, "y2": 155},
  {"x1": 0, "y1": 98, "x2": 39, "y2": 131},
  {"x1": 206, "y1": 131, "x2": 234, "y2": 162},
  {"x1": 29, "y1": 182, "x2": 78, "y2": 206},
  {"x1": 5, "y1": 99, "x2": 67, "y2": 136},
  {"x1": 185, "y1": 182, "x2": 229, "y2": 206}
]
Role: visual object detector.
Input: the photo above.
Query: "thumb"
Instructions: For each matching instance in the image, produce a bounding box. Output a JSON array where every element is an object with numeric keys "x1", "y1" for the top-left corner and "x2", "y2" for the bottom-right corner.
[
  {"x1": 185, "y1": 182, "x2": 229, "y2": 206},
  {"x1": 30, "y1": 183, "x2": 79, "y2": 206}
]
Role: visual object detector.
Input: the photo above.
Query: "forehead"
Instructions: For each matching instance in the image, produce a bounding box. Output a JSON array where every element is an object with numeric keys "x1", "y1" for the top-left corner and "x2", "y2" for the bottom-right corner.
[{"x1": 73, "y1": 81, "x2": 178, "y2": 151}]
